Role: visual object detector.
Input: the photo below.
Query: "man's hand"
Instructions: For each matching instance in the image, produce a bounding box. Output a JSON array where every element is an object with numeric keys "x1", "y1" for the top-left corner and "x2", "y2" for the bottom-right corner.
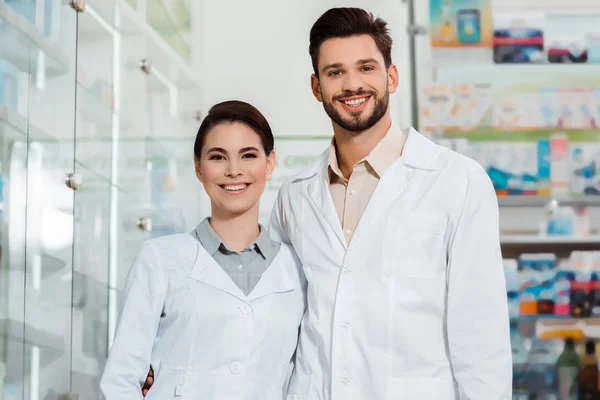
[{"x1": 142, "y1": 367, "x2": 154, "y2": 397}]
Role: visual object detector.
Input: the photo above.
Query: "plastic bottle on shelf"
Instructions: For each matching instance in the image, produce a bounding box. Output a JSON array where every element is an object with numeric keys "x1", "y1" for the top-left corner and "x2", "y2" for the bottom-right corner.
[
  {"x1": 520, "y1": 254, "x2": 539, "y2": 316},
  {"x1": 512, "y1": 327, "x2": 529, "y2": 398},
  {"x1": 577, "y1": 340, "x2": 599, "y2": 400},
  {"x1": 538, "y1": 254, "x2": 557, "y2": 315},
  {"x1": 505, "y1": 259, "x2": 520, "y2": 319},
  {"x1": 526, "y1": 338, "x2": 559, "y2": 397},
  {"x1": 591, "y1": 252, "x2": 600, "y2": 317},
  {"x1": 555, "y1": 259, "x2": 576, "y2": 316},
  {"x1": 556, "y1": 338, "x2": 580, "y2": 400},
  {"x1": 570, "y1": 251, "x2": 593, "y2": 318}
]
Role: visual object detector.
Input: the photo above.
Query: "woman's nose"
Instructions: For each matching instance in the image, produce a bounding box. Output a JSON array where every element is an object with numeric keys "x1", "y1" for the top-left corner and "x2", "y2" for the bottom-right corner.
[{"x1": 225, "y1": 160, "x2": 242, "y2": 177}]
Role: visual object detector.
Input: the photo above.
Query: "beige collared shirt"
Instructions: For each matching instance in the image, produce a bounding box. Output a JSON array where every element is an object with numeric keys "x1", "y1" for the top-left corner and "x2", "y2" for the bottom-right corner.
[{"x1": 328, "y1": 124, "x2": 406, "y2": 244}]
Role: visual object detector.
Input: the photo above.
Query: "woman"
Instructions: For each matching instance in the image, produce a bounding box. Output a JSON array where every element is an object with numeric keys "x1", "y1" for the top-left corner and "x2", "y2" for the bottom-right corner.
[{"x1": 100, "y1": 101, "x2": 306, "y2": 399}]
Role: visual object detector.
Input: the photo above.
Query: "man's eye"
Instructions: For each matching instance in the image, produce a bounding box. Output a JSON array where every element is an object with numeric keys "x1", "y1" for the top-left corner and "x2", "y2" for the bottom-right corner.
[
  {"x1": 361, "y1": 66, "x2": 374, "y2": 72},
  {"x1": 328, "y1": 70, "x2": 342, "y2": 77}
]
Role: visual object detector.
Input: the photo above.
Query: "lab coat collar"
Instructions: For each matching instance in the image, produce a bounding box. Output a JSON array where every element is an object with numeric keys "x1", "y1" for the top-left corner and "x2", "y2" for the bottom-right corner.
[
  {"x1": 292, "y1": 126, "x2": 438, "y2": 182},
  {"x1": 187, "y1": 235, "x2": 295, "y2": 304}
]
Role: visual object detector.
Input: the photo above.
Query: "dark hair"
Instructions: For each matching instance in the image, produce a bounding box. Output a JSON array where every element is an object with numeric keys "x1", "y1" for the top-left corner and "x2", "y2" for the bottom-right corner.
[
  {"x1": 193, "y1": 100, "x2": 274, "y2": 159},
  {"x1": 309, "y1": 8, "x2": 393, "y2": 76}
]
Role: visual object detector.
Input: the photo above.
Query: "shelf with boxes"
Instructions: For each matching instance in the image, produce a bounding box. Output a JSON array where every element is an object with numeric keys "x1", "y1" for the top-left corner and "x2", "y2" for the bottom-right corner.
[
  {"x1": 0, "y1": 1, "x2": 69, "y2": 78},
  {"x1": 506, "y1": 251, "x2": 600, "y2": 325}
]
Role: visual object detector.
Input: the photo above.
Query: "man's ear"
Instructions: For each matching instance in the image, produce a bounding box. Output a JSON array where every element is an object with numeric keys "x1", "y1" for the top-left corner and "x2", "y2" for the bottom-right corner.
[
  {"x1": 387, "y1": 63, "x2": 399, "y2": 95},
  {"x1": 311, "y1": 74, "x2": 323, "y2": 102}
]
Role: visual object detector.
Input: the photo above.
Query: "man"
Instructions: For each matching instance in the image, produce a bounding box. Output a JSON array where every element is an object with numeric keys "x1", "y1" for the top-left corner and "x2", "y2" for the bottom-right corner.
[
  {"x1": 142, "y1": 7, "x2": 512, "y2": 399},
  {"x1": 269, "y1": 7, "x2": 511, "y2": 400}
]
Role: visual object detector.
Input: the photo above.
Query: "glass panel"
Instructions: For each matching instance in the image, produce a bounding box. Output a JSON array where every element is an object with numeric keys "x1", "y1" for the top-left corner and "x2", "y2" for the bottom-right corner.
[
  {"x1": 0, "y1": 0, "x2": 34, "y2": 395},
  {"x1": 71, "y1": 163, "x2": 112, "y2": 399},
  {"x1": 73, "y1": 1, "x2": 115, "y2": 398},
  {"x1": 22, "y1": 0, "x2": 78, "y2": 398}
]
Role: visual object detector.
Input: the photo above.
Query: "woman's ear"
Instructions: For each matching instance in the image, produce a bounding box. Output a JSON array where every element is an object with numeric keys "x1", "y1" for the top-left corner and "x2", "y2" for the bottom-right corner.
[
  {"x1": 194, "y1": 157, "x2": 203, "y2": 182},
  {"x1": 266, "y1": 150, "x2": 276, "y2": 180}
]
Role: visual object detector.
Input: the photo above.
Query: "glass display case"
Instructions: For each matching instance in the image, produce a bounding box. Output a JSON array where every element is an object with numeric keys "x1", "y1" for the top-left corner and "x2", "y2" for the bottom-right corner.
[{"x1": 0, "y1": 0, "x2": 202, "y2": 398}]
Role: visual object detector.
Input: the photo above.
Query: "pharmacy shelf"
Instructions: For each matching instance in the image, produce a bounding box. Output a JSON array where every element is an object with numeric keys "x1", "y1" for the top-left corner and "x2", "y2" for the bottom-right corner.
[
  {"x1": 0, "y1": 2, "x2": 70, "y2": 77},
  {"x1": 501, "y1": 235, "x2": 600, "y2": 245},
  {"x1": 85, "y1": 0, "x2": 201, "y2": 89},
  {"x1": 535, "y1": 317, "x2": 600, "y2": 340},
  {"x1": 498, "y1": 196, "x2": 600, "y2": 208}
]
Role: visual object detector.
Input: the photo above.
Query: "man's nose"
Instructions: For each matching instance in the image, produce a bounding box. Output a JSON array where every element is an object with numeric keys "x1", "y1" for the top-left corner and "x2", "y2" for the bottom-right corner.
[{"x1": 342, "y1": 70, "x2": 364, "y2": 93}]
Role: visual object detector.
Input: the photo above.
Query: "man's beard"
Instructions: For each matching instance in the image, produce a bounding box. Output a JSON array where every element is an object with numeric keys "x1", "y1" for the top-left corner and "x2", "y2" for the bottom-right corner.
[{"x1": 322, "y1": 87, "x2": 389, "y2": 133}]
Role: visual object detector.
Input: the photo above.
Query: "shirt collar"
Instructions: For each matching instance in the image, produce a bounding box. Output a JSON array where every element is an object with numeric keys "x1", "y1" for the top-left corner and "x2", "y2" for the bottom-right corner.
[
  {"x1": 327, "y1": 122, "x2": 406, "y2": 182},
  {"x1": 194, "y1": 217, "x2": 275, "y2": 260}
]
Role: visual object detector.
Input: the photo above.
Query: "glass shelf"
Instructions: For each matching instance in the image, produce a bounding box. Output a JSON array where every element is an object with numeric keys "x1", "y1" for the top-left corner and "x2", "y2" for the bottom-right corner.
[{"x1": 0, "y1": 2, "x2": 69, "y2": 77}]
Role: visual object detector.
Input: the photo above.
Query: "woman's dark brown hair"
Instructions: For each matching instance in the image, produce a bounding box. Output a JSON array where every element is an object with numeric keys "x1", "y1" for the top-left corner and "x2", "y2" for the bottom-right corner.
[
  {"x1": 193, "y1": 100, "x2": 274, "y2": 158},
  {"x1": 309, "y1": 7, "x2": 393, "y2": 76}
]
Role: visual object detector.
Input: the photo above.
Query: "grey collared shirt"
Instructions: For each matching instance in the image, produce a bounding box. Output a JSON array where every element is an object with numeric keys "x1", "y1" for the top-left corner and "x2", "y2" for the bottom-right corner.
[{"x1": 192, "y1": 218, "x2": 281, "y2": 296}]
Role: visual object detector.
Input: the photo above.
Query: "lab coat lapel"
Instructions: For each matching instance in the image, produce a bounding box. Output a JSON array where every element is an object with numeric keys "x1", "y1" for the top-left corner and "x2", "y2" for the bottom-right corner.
[
  {"x1": 306, "y1": 152, "x2": 347, "y2": 249},
  {"x1": 246, "y1": 255, "x2": 295, "y2": 303},
  {"x1": 351, "y1": 128, "x2": 440, "y2": 245},
  {"x1": 188, "y1": 239, "x2": 248, "y2": 303}
]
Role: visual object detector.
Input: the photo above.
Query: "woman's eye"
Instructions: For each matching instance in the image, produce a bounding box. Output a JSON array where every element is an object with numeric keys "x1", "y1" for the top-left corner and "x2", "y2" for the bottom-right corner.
[
  {"x1": 242, "y1": 153, "x2": 258, "y2": 159},
  {"x1": 209, "y1": 155, "x2": 225, "y2": 160}
]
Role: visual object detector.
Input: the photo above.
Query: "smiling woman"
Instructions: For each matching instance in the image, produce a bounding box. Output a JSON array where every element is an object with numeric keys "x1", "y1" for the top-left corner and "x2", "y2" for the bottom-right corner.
[
  {"x1": 193, "y1": 101, "x2": 276, "y2": 227},
  {"x1": 100, "y1": 100, "x2": 307, "y2": 400}
]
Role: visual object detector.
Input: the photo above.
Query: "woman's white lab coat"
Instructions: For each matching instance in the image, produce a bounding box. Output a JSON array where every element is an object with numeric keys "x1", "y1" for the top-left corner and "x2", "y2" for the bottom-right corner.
[{"x1": 100, "y1": 232, "x2": 307, "y2": 400}]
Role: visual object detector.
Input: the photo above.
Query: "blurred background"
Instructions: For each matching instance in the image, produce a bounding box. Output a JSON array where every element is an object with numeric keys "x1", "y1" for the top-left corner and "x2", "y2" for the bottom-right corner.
[{"x1": 0, "y1": 0, "x2": 599, "y2": 399}]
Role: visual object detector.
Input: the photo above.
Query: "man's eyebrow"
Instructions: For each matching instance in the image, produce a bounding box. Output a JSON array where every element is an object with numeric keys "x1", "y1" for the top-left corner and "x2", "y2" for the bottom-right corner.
[
  {"x1": 321, "y1": 62, "x2": 343, "y2": 73},
  {"x1": 357, "y1": 58, "x2": 381, "y2": 66}
]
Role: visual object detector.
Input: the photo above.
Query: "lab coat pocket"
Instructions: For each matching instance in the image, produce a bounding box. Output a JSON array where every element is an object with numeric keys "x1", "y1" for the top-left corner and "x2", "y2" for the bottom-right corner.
[
  {"x1": 382, "y1": 211, "x2": 447, "y2": 279},
  {"x1": 145, "y1": 368, "x2": 197, "y2": 399}
]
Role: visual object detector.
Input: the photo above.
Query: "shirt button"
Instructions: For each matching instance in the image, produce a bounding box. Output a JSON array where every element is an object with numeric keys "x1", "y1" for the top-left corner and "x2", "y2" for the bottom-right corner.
[
  {"x1": 350, "y1": 189, "x2": 356, "y2": 196},
  {"x1": 240, "y1": 305, "x2": 252, "y2": 315},
  {"x1": 345, "y1": 229, "x2": 352, "y2": 236},
  {"x1": 341, "y1": 377, "x2": 350, "y2": 386},
  {"x1": 229, "y1": 362, "x2": 242, "y2": 374},
  {"x1": 237, "y1": 264, "x2": 243, "y2": 270}
]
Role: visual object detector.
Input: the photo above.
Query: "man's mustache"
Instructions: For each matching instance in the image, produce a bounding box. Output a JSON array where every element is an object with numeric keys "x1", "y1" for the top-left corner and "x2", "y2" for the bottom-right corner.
[{"x1": 332, "y1": 89, "x2": 376, "y2": 102}]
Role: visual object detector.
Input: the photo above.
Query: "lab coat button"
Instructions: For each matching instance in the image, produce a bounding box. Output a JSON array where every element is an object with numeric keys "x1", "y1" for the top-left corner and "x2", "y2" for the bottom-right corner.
[
  {"x1": 174, "y1": 385, "x2": 186, "y2": 396},
  {"x1": 342, "y1": 268, "x2": 351, "y2": 275},
  {"x1": 341, "y1": 377, "x2": 350, "y2": 386},
  {"x1": 341, "y1": 322, "x2": 351, "y2": 330},
  {"x1": 229, "y1": 362, "x2": 242, "y2": 374},
  {"x1": 240, "y1": 305, "x2": 252, "y2": 315}
]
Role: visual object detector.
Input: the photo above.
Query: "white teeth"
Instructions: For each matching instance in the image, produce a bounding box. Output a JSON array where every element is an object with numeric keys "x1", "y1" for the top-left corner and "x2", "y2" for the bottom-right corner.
[
  {"x1": 223, "y1": 184, "x2": 248, "y2": 191},
  {"x1": 343, "y1": 98, "x2": 367, "y2": 107}
]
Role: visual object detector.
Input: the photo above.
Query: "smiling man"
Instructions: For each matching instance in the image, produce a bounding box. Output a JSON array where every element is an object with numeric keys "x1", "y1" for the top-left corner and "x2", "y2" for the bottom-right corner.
[{"x1": 269, "y1": 7, "x2": 512, "y2": 400}]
